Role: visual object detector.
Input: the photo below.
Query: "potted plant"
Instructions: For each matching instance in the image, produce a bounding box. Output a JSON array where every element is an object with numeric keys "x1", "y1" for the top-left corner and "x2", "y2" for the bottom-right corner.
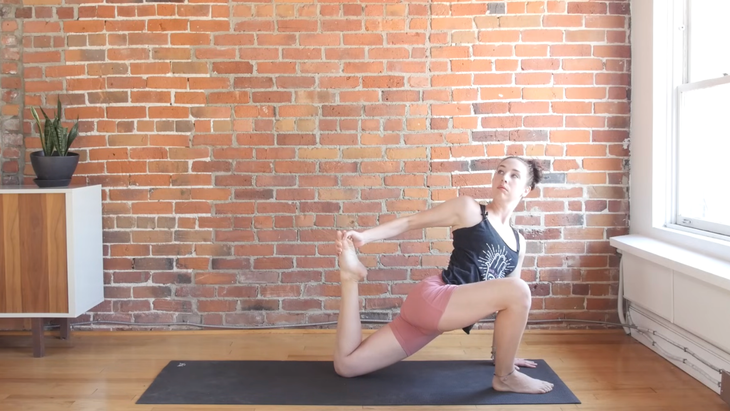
[{"x1": 29, "y1": 99, "x2": 80, "y2": 187}]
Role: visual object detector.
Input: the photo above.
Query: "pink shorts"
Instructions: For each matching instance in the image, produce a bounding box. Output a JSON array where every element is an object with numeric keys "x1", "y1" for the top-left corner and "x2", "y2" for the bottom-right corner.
[{"x1": 390, "y1": 274, "x2": 457, "y2": 356}]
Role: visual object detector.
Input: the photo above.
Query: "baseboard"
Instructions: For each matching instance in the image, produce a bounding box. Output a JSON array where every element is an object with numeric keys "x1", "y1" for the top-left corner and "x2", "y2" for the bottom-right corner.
[{"x1": 628, "y1": 304, "x2": 730, "y2": 394}]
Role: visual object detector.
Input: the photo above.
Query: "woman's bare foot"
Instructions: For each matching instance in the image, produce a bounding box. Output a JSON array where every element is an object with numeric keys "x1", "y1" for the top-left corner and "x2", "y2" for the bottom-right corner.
[
  {"x1": 336, "y1": 231, "x2": 367, "y2": 282},
  {"x1": 492, "y1": 369, "x2": 554, "y2": 394}
]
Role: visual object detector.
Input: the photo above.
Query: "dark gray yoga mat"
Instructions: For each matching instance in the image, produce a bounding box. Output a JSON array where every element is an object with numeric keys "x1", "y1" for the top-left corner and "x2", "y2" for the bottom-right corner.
[{"x1": 137, "y1": 359, "x2": 580, "y2": 406}]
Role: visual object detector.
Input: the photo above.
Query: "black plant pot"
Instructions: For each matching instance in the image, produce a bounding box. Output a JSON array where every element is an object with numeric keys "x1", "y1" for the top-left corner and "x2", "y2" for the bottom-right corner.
[{"x1": 30, "y1": 151, "x2": 79, "y2": 187}]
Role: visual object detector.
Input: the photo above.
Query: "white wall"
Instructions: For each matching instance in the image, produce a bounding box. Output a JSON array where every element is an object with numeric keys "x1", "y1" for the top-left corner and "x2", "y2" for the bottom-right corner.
[
  {"x1": 613, "y1": 0, "x2": 730, "y2": 395},
  {"x1": 627, "y1": 0, "x2": 655, "y2": 237}
]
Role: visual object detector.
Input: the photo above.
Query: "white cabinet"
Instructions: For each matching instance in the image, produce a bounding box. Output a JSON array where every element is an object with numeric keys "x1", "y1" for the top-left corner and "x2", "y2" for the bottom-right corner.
[{"x1": 0, "y1": 184, "x2": 103, "y2": 356}]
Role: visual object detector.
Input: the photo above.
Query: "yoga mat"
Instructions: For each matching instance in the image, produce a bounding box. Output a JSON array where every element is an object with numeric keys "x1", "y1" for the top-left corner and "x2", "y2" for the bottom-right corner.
[{"x1": 137, "y1": 359, "x2": 580, "y2": 406}]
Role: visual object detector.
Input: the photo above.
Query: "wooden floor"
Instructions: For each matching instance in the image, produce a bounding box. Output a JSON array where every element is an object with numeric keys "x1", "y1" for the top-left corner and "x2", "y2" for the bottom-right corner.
[{"x1": 0, "y1": 328, "x2": 727, "y2": 411}]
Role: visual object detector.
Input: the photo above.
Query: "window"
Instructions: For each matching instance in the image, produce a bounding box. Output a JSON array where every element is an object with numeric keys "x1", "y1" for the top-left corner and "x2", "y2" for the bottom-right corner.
[{"x1": 673, "y1": 0, "x2": 730, "y2": 238}]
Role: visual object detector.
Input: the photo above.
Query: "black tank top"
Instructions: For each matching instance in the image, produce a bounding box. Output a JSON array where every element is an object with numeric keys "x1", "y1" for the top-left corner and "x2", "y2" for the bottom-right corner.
[{"x1": 441, "y1": 203, "x2": 521, "y2": 334}]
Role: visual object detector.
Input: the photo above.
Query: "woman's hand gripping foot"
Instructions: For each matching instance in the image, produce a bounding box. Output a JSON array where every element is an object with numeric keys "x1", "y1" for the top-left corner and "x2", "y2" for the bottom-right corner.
[{"x1": 336, "y1": 231, "x2": 367, "y2": 283}]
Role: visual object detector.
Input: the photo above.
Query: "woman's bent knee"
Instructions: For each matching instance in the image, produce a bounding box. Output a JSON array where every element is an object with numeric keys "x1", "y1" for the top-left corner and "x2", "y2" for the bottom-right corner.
[
  {"x1": 333, "y1": 356, "x2": 360, "y2": 378},
  {"x1": 505, "y1": 277, "x2": 531, "y2": 309}
]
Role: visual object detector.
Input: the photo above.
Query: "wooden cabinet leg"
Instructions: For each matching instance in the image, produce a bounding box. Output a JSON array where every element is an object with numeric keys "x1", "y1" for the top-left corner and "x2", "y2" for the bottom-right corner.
[
  {"x1": 32, "y1": 318, "x2": 45, "y2": 358},
  {"x1": 59, "y1": 318, "x2": 70, "y2": 340}
]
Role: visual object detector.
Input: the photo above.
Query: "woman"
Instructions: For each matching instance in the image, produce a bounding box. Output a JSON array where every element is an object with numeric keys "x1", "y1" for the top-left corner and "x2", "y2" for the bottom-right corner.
[{"x1": 333, "y1": 156, "x2": 554, "y2": 394}]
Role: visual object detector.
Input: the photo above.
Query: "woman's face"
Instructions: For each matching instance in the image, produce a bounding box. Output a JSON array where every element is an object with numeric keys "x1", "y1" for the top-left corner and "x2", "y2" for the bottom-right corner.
[{"x1": 492, "y1": 158, "x2": 532, "y2": 202}]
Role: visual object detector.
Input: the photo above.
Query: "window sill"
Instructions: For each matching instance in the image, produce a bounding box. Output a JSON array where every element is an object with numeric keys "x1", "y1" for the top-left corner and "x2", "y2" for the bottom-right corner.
[{"x1": 610, "y1": 234, "x2": 730, "y2": 292}]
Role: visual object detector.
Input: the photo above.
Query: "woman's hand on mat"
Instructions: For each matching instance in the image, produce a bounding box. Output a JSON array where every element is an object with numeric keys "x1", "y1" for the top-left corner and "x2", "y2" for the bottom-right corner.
[
  {"x1": 343, "y1": 230, "x2": 369, "y2": 248},
  {"x1": 513, "y1": 358, "x2": 538, "y2": 369}
]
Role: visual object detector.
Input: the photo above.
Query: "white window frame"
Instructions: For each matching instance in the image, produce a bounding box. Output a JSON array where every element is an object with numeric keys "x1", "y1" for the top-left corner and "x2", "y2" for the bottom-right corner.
[
  {"x1": 667, "y1": 0, "x2": 730, "y2": 240},
  {"x1": 619, "y1": 0, "x2": 730, "y2": 267},
  {"x1": 672, "y1": 75, "x2": 730, "y2": 238}
]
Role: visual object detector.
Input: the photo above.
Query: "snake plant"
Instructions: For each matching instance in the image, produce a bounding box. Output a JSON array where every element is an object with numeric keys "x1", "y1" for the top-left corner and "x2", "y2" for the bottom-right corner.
[{"x1": 30, "y1": 99, "x2": 79, "y2": 157}]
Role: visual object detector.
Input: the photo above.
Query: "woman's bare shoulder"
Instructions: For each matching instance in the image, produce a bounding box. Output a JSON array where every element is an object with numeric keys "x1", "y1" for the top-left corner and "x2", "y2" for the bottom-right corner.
[{"x1": 449, "y1": 196, "x2": 483, "y2": 230}]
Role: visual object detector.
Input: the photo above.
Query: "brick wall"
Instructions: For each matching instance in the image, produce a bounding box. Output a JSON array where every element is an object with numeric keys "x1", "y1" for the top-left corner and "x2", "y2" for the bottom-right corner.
[
  {"x1": 3, "y1": 0, "x2": 630, "y2": 330},
  {"x1": 0, "y1": 0, "x2": 22, "y2": 185}
]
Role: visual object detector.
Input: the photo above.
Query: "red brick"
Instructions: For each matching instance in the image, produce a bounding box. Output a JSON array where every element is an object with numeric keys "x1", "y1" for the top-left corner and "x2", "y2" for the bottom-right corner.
[{"x1": 568, "y1": 2, "x2": 607, "y2": 15}]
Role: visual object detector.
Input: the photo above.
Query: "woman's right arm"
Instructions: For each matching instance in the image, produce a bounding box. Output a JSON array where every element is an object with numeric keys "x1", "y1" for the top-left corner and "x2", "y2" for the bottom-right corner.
[{"x1": 344, "y1": 195, "x2": 476, "y2": 246}]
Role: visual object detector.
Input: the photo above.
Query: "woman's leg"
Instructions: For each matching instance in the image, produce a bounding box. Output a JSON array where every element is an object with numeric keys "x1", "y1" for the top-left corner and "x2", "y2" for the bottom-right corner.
[
  {"x1": 333, "y1": 231, "x2": 409, "y2": 377},
  {"x1": 437, "y1": 277, "x2": 554, "y2": 394}
]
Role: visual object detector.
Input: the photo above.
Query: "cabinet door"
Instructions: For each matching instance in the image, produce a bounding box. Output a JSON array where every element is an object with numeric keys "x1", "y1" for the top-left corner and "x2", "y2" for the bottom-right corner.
[{"x1": 0, "y1": 193, "x2": 69, "y2": 314}]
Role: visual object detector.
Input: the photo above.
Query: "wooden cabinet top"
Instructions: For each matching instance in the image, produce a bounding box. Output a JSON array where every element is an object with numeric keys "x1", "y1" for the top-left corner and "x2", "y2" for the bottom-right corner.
[{"x1": 0, "y1": 185, "x2": 101, "y2": 194}]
